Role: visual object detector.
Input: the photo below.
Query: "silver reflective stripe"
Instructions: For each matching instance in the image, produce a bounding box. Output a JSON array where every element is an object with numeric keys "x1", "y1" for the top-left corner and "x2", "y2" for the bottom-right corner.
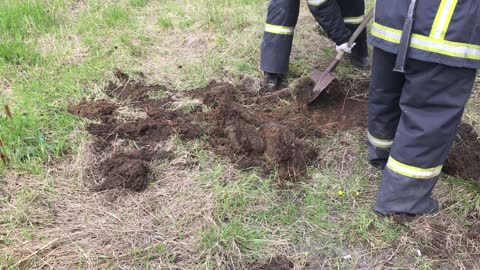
[
  {"x1": 371, "y1": 23, "x2": 401, "y2": 43},
  {"x1": 344, "y1": 16, "x2": 364, "y2": 24},
  {"x1": 367, "y1": 132, "x2": 393, "y2": 149},
  {"x1": 387, "y1": 157, "x2": 443, "y2": 179},
  {"x1": 265, "y1": 24, "x2": 294, "y2": 35},
  {"x1": 307, "y1": 0, "x2": 328, "y2": 6},
  {"x1": 411, "y1": 36, "x2": 480, "y2": 59}
]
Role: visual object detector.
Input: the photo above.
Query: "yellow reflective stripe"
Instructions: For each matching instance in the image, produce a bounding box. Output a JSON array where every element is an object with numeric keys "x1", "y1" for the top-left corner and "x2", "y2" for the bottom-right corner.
[
  {"x1": 371, "y1": 22, "x2": 480, "y2": 60},
  {"x1": 387, "y1": 157, "x2": 443, "y2": 179},
  {"x1": 307, "y1": 0, "x2": 328, "y2": 6},
  {"x1": 265, "y1": 24, "x2": 294, "y2": 35},
  {"x1": 344, "y1": 15, "x2": 364, "y2": 24},
  {"x1": 430, "y1": 0, "x2": 458, "y2": 39},
  {"x1": 367, "y1": 132, "x2": 393, "y2": 149}
]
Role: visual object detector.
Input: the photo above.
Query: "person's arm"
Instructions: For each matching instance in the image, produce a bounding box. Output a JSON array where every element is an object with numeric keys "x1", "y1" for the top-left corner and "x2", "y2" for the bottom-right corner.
[{"x1": 308, "y1": 0, "x2": 351, "y2": 45}]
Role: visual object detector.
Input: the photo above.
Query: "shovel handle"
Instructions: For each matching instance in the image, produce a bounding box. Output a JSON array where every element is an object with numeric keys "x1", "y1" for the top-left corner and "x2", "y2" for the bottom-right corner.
[{"x1": 336, "y1": 9, "x2": 374, "y2": 60}]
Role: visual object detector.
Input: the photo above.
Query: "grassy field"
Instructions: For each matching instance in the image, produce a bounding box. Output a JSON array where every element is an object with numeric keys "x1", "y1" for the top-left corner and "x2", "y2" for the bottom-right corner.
[{"x1": 1, "y1": 0, "x2": 480, "y2": 269}]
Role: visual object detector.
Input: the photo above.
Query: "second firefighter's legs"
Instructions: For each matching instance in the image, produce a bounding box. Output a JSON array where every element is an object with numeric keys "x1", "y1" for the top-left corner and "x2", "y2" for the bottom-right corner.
[
  {"x1": 374, "y1": 53, "x2": 477, "y2": 215},
  {"x1": 260, "y1": 0, "x2": 300, "y2": 90},
  {"x1": 337, "y1": 0, "x2": 369, "y2": 68}
]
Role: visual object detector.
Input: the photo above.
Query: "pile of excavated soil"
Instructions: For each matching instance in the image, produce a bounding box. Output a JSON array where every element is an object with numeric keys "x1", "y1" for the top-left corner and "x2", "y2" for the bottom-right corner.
[
  {"x1": 68, "y1": 71, "x2": 480, "y2": 191},
  {"x1": 79, "y1": 138, "x2": 173, "y2": 192},
  {"x1": 69, "y1": 72, "x2": 369, "y2": 190},
  {"x1": 444, "y1": 123, "x2": 480, "y2": 183}
]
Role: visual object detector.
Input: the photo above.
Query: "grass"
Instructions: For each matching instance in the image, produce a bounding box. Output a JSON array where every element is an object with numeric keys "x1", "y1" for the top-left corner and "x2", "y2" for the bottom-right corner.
[{"x1": 1, "y1": 0, "x2": 480, "y2": 269}]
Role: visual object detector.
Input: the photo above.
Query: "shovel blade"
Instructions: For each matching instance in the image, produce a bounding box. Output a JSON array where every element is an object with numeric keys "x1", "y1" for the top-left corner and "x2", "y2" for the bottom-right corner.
[
  {"x1": 308, "y1": 58, "x2": 340, "y2": 104},
  {"x1": 310, "y1": 69, "x2": 323, "y2": 84},
  {"x1": 308, "y1": 71, "x2": 336, "y2": 103}
]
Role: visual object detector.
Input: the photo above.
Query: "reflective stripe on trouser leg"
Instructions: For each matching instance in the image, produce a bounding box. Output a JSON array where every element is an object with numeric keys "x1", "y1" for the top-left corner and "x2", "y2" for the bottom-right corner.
[
  {"x1": 260, "y1": 0, "x2": 300, "y2": 74},
  {"x1": 368, "y1": 48, "x2": 404, "y2": 169},
  {"x1": 306, "y1": 0, "x2": 328, "y2": 6},
  {"x1": 374, "y1": 56, "x2": 477, "y2": 215},
  {"x1": 367, "y1": 132, "x2": 393, "y2": 170}
]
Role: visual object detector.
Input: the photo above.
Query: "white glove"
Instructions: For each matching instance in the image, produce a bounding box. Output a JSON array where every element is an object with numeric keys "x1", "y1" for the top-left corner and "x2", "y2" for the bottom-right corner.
[{"x1": 336, "y1": 42, "x2": 356, "y2": 54}]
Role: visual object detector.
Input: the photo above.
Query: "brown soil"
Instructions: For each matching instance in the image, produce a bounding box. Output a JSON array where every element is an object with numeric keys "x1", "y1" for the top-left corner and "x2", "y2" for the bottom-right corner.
[
  {"x1": 82, "y1": 139, "x2": 173, "y2": 192},
  {"x1": 249, "y1": 256, "x2": 294, "y2": 270},
  {"x1": 292, "y1": 77, "x2": 316, "y2": 104},
  {"x1": 70, "y1": 72, "x2": 370, "y2": 190},
  {"x1": 444, "y1": 123, "x2": 480, "y2": 183},
  {"x1": 68, "y1": 99, "x2": 118, "y2": 123},
  {"x1": 106, "y1": 70, "x2": 167, "y2": 102}
]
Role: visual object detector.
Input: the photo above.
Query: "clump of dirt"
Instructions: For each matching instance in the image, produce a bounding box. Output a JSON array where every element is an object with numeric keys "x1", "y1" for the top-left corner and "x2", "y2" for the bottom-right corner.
[
  {"x1": 293, "y1": 77, "x2": 315, "y2": 104},
  {"x1": 263, "y1": 123, "x2": 316, "y2": 179},
  {"x1": 249, "y1": 256, "x2": 294, "y2": 270},
  {"x1": 72, "y1": 72, "x2": 370, "y2": 189},
  {"x1": 81, "y1": 138, "x2": 173, "y2": 192},
  {"x1": 68, "y1": 99, "x2": 118, "y2": 123},
  {"x1": 444, "y1": 123, "x2": 480, "y2": 183},
  {"x1": 96, "y1": 150, "x2": 151, "y2": 191}
]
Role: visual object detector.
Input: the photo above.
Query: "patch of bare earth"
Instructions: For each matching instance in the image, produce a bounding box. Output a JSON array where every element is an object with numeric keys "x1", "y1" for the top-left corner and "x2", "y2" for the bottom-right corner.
[{"x1": 69, "y1": 71, "x2": 369, "y2": 189}]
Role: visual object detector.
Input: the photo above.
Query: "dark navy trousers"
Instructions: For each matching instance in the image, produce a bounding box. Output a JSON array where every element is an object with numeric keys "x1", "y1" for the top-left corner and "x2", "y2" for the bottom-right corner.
[
  {"x1": 260, "y1": 0, "x2": 367, "y2": 74},
  {"x1": 368, "y1": 48, "x2": 477, "y2": 215}
]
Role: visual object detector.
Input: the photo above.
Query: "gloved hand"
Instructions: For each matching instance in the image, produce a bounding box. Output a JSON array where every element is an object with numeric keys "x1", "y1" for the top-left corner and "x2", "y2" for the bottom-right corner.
[{"x1": 336, "y1": 42, "x2": 356, "y2": 54}]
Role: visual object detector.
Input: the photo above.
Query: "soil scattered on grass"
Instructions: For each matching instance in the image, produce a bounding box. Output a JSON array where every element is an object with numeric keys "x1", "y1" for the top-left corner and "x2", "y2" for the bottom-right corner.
[
  {"x1": 444, "y1": 123, "x2": 480, "y2": 183},
  {"x1": 70, "y1": 72, "x2": 370, "y2": 189},
  {"x1": 70, "y1": 71, "x2": 480, "y2": 190},
  {"x1": 105, "y1": 70, "x2": 163, "y2": 102},
  {"x1": 68, "y1": 99, "x2": 118, "y2": 123},
  {"x1": 249, "y1": 256, "x2": 294, "y2": 270}
]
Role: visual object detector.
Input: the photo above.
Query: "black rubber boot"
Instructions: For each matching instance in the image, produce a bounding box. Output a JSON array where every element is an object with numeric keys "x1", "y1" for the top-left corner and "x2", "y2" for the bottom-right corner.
[
  {"x1": 263, "y1": 72, "x2": 281, "y2": 92},
  {"x1": 374, "y1": 199, "x2": 439, "y2": 225}
]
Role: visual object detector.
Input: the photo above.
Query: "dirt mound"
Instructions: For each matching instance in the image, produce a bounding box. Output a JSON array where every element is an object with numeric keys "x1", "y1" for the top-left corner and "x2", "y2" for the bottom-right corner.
[
  {"x1": 96, "y1": 150, "x2": 151, "y2": 191},
  {"x1": 81, "y1": 139, "x2": 173, "y2": 192},
  {"x1": 444, "y1": 123, "x2": 480, "y2": 183},
  {"x1": 72, "y1": 73, "x2": 370, "y2": 189},
  {"x1": 249, "y1": 256, "x2": 294, "y2": 270},
  {"x1": 68, "y1": 99, "x2": 118, "y2": 123}
]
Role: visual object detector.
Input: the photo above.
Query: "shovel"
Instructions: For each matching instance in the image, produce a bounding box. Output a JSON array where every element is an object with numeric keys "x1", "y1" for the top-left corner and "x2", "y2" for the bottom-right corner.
[{"x1": 308, "y1": 9, "x2": 374, "y2": 104}]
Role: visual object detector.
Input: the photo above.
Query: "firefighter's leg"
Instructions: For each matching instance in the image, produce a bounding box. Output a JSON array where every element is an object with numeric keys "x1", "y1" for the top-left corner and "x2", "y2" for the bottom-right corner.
[
  {"x1": 374, "y1": 59, "x2": 477, "y2": 215},
  {"x1": 368, "y1": 48, "x2": 404, "y2": 170},
  {"x1": 260, "y1": 0, "x2": 300, "y2": 75},
  {"x1": 337, "y1": 0, "x2": 368, "y2": 67}
]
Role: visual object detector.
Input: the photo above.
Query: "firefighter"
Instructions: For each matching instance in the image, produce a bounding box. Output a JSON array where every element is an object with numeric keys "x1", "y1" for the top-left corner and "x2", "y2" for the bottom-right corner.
[
  {"x1": 260, "y1": 0, "x2": 369, "y2": 90},
  {"x1": 367, "y1": 0, "x2": 480, "y2": 216}
]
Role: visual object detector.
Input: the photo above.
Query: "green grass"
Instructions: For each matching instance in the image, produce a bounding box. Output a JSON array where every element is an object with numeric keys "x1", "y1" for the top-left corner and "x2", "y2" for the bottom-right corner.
[
  {"x1": 129, "y1": 0, "x2": 148, "y2": 8},
  {"x1": 2, "y1": 0, "x2": 480, "y2": 269}
]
